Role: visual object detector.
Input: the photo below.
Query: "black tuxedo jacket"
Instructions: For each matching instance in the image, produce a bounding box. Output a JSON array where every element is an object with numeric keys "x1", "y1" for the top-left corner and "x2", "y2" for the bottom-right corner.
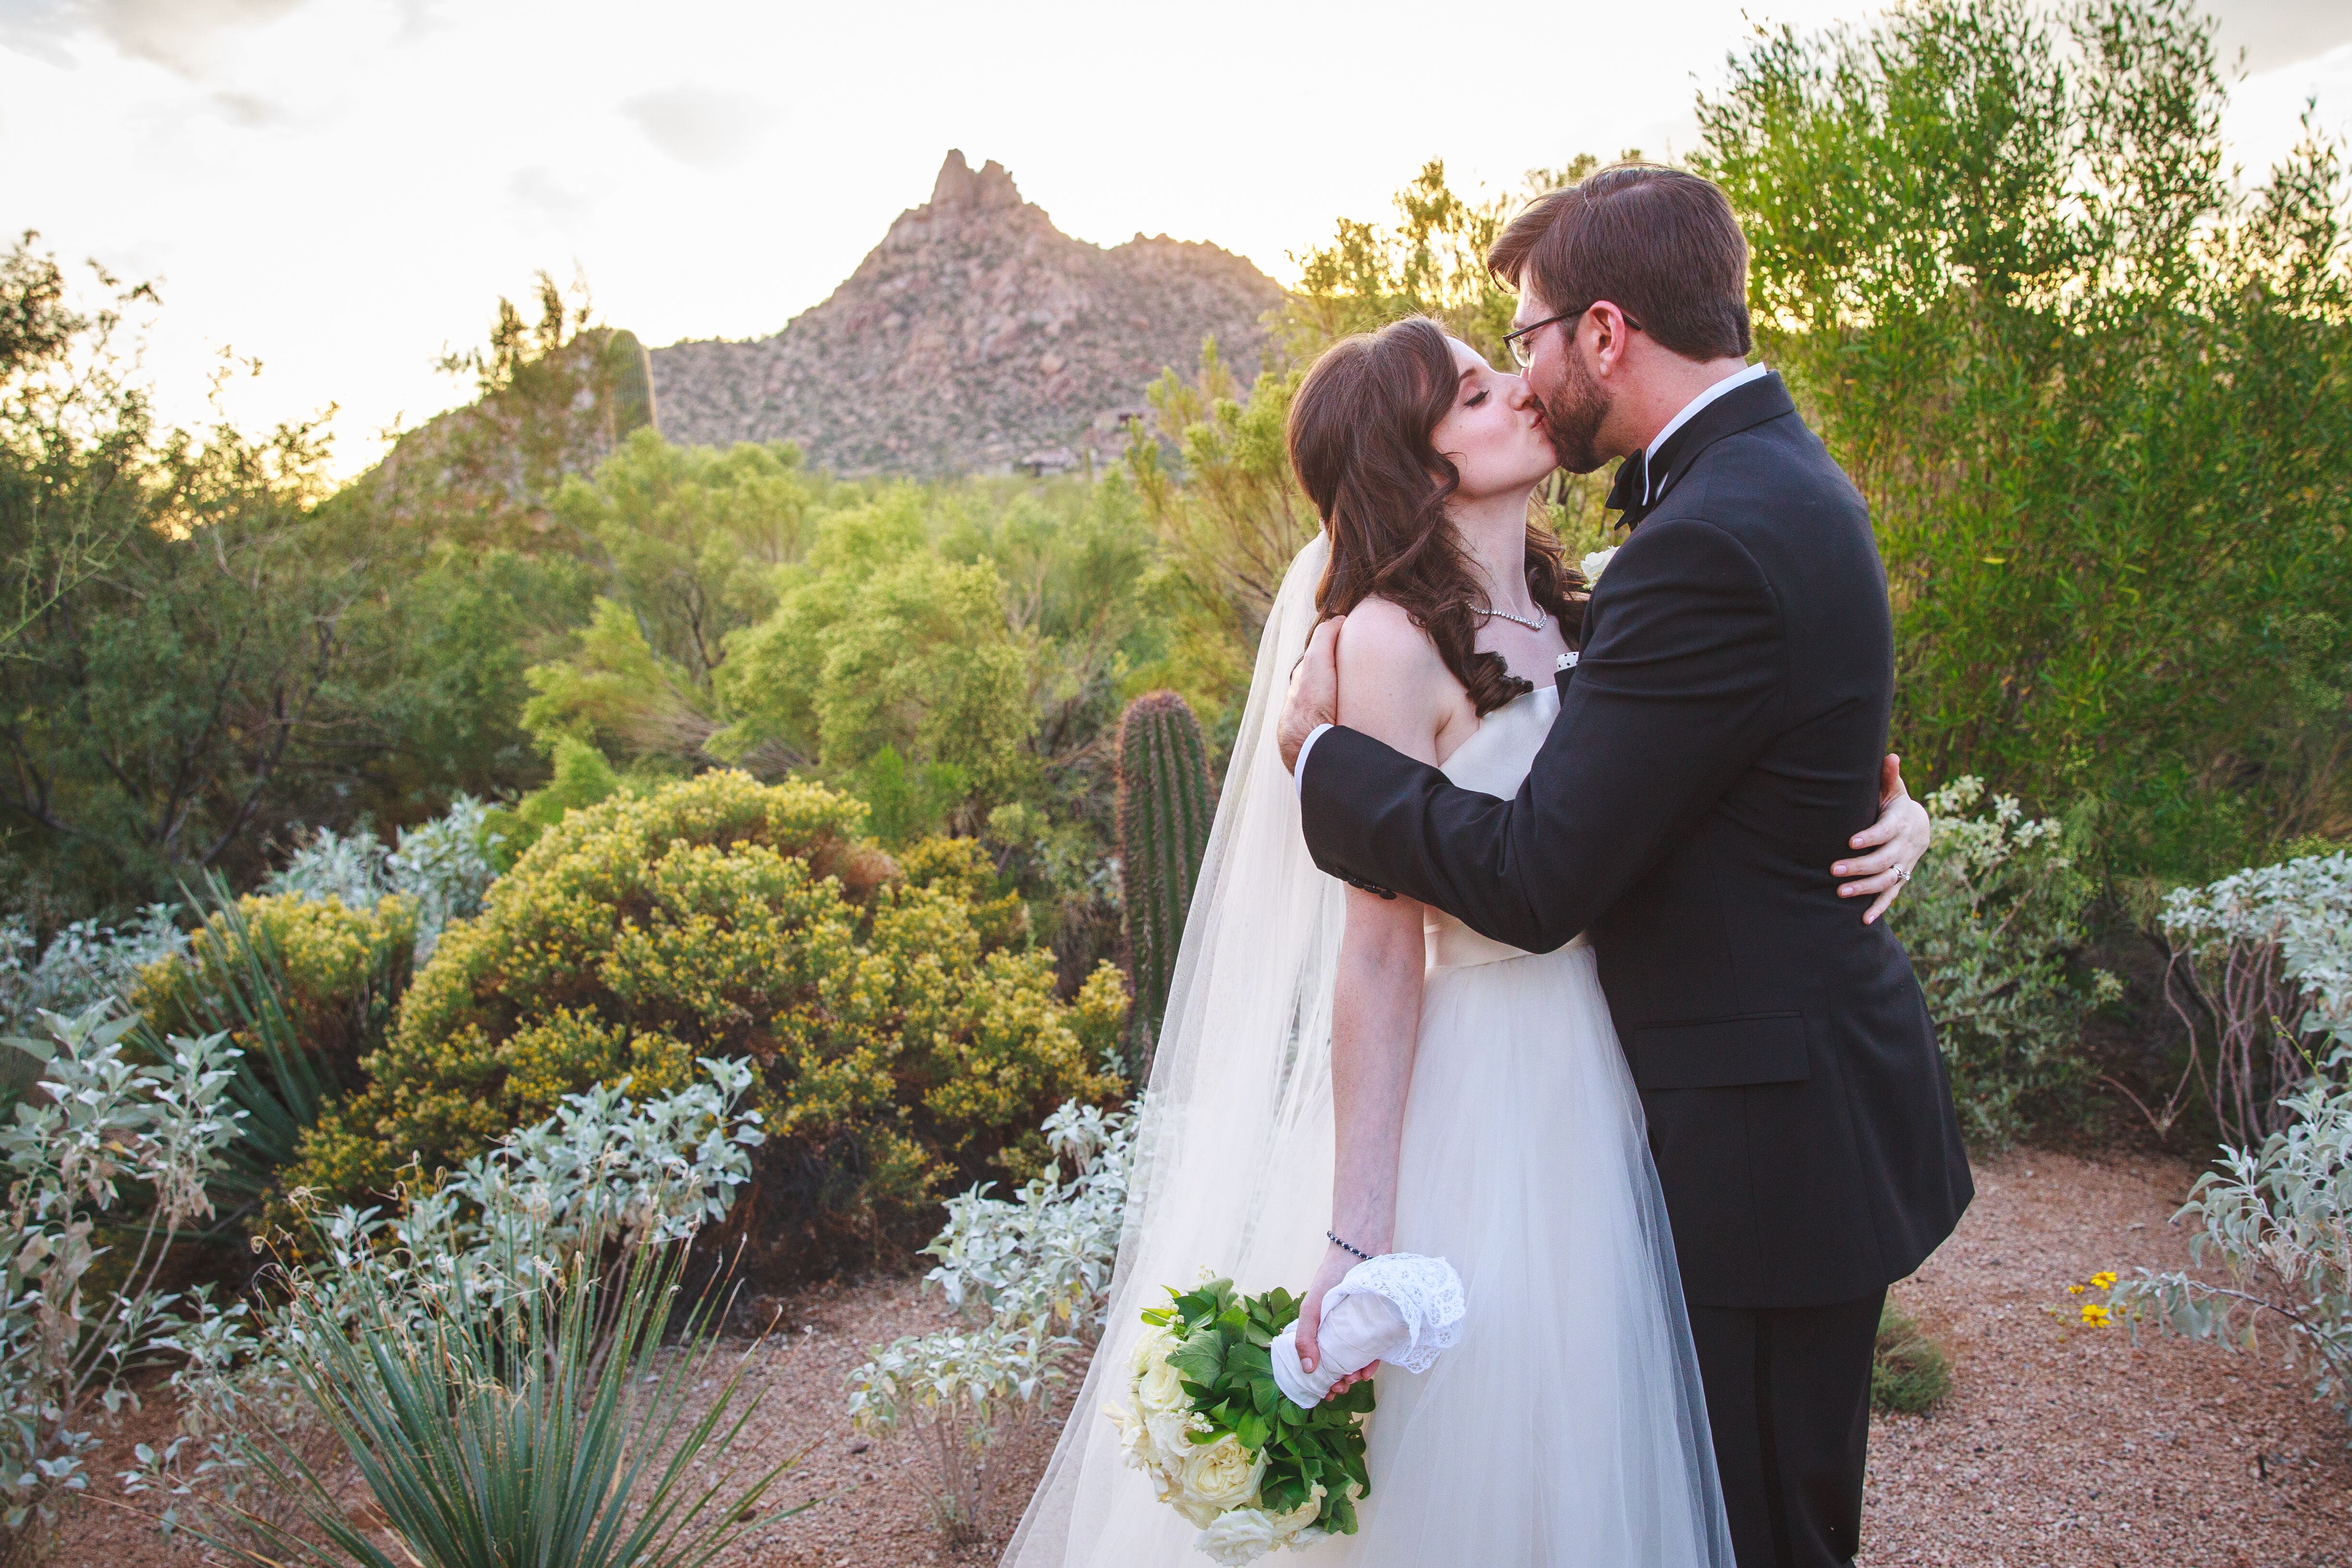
[{"x1": 1299, "y1": 372, "x2": 1972, "y2": 1309}]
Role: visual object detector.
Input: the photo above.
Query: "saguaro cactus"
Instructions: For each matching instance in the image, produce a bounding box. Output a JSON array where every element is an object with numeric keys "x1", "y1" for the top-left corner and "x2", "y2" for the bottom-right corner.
[
  {"x1": 602, "y1": 328, "x2": 658, "y2": 441},
  {"x1": 1115, "y1": 691, "x2": 1216, "y2": 1078}
]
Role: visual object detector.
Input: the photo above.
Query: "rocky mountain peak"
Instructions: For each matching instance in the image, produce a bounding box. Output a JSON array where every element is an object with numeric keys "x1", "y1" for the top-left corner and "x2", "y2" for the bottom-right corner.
[
  {"x1": 928, "y1": 148, "x2": 1022, "y2": 212},
  {"x1": 647, "y1": 151, "x2": 1286, "y2": 476}
]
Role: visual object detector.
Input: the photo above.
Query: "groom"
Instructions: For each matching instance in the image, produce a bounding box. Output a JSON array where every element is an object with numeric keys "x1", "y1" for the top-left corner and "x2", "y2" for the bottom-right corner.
[{"x1": 1279, "y1": 165, "x2": 1972, "y2": 1568}]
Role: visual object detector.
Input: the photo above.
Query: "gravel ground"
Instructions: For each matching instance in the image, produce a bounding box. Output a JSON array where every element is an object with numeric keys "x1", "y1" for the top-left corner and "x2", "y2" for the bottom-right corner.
[
  {"x1": 56, "y1": 1149, "x2": 2352, "y2": 1567},
  {"x1": 1860, "y1": 1148, "x2": 2352, "y2": 1568}
]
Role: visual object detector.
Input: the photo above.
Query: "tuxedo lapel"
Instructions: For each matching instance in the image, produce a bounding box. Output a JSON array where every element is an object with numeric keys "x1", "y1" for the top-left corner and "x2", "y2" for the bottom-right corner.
[{"x1": 1607, "y1": 372, "x2": 1798, "y2": 530}]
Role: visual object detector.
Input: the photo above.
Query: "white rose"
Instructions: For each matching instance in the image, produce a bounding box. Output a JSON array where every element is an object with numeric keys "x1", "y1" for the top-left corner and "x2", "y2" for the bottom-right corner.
[
  {"x1": 1144, "y1": 1408, "x2": 1198, "y2": 1471},
  {"x1": 1130, "y1": 1326, "x2": 1179, "y2": 1378},
  {"x1": 1102, "y1": 1401, "x2": 1152, "y2": 1470},
  {"x1": 1174, "y1": 1433, "x2": 1265, "y2": 1528},
  {"x1": 1137, "y1": 1347, "x2": 1189, "y2": 1414},
  {"x1": 1265, "y1": 1489, "x2": 1323, "y2": 1541},
  {"x1": 1195, "y1": 1506, "x2": 1280, "y2": 1566},
  {"x1": 1581, "y1": 546, "x2": 1617, "y2": 583}
]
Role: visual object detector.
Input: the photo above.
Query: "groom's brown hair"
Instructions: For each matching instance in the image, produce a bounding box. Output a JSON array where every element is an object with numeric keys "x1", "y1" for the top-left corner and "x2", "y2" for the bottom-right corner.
[{"x1": 1489, "y1": 163, "x2": 1752, "y2": 363}]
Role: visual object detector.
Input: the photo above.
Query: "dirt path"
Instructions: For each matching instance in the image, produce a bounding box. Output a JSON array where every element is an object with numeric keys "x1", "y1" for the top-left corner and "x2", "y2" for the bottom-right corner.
[
  {"x1": 58, "y1": 1151, "x2": 2352, "y2": 1567},
  {"x1": 1862, "y1": 1149, "x2": 2352, "y2": 1568}
]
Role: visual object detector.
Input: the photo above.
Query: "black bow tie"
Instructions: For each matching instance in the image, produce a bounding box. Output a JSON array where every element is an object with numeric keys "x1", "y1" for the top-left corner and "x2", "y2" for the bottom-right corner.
[{"x1": 1605, "y1": 451, "x2": 1650, "y2": 518}]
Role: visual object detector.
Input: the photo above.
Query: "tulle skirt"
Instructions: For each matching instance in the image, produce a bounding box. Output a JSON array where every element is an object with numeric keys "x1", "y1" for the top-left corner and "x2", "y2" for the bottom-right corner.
[
  {"x1": 1307, "y1": 941, "x2": 1729, "y2": 1566},
  {"x1": 1005, "y1": 940, "x2": 1732, "y2": 1567}
]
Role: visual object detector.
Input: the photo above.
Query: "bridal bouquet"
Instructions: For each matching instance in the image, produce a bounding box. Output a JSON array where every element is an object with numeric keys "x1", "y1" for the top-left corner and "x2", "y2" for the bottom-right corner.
[{"x1": 1105, "y1": 1277, "x2": 1372, "y2": 1564}]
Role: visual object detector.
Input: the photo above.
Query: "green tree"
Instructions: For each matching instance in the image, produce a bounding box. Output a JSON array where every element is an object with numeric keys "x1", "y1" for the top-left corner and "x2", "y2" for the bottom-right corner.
[
  {"x1": 1287, "y1": 157, "x2": 1602, "y2": 363},
  {"x1": 1698, "y1": 0, "x2": 2352, "y2": 876},
  {"x1": 0, "y1": 234, "x2": 160, "y2": 658},
  {"x1": 361, "y1": 272, "x2": 654, "y2": 549},
  {"x1": 715, "y1": 499, "x2": 1037, "y2": 804}
]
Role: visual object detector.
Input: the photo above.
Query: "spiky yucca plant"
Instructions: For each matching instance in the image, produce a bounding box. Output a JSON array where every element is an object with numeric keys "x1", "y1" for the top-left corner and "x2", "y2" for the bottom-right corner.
[
  {"x1": 1115, "y1": 692, "x2": 1215, "y2": 1078},
  {"x1": 225, "y1": 1229, "x2": 788, "y2": 1568}
]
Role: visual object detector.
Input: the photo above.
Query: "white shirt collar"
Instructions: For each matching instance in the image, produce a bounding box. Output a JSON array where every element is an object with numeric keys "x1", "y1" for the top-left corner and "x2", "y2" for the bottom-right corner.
[{"x1": 1642, "y1": 362, "x2": 1771, "y2": 504}]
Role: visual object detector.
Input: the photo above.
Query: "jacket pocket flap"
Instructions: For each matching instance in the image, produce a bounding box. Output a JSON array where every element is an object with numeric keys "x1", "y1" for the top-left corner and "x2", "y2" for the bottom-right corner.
[{"x1": 1629, "y1": 1013, "x2": 1810, "y2": 1090}]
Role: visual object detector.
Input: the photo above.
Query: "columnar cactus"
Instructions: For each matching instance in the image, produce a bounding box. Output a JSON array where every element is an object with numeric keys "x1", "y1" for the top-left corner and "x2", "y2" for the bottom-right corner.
[
  {"x1": 602, "y1": 329, "x2": 658, "y2": 440},
  {"x1": 1115, "y1": 692, "x2": 1216, "y2": 1078}
]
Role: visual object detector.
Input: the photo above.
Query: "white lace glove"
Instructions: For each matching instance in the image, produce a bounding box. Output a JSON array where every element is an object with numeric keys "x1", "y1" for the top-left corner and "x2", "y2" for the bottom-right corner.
[{"x1": 1270, "y1": 1253, "x2": 1466, "y2": 1409}]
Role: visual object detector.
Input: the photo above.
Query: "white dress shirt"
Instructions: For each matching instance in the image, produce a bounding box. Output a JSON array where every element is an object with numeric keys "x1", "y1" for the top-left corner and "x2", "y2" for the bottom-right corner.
[{"x1": 1290, "y1": 363, "x2": 1772, "y2": 795}]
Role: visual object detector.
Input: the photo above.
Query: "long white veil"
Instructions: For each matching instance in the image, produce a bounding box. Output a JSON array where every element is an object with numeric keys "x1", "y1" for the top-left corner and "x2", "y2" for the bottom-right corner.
[{"x1": 1003, "y1": 533, "x2": 1345, "y2": 1566}]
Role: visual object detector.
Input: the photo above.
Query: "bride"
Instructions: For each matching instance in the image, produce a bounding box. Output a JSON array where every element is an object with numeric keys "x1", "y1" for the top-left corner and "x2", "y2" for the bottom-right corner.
[{"x1": 1003, "y1": 318, "x2": 1929, "y2": 1566}]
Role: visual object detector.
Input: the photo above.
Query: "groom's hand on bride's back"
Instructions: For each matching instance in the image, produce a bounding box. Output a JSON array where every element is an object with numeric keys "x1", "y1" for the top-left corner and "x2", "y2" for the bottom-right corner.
[{"x1": 1279, "y1": 616, "x2": 1345, "y2": 775}]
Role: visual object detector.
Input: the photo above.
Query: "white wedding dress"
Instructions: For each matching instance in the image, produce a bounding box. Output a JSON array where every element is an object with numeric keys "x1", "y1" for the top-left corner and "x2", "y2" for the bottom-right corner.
[{"x1": 1004, "y1": 539, "x2": 1733, "y2": 1568}]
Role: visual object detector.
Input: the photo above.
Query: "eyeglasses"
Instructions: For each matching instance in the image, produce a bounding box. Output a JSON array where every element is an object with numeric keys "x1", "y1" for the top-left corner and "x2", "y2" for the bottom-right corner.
[{"x1": 1503, "y1": 303, "x2": 1645, "y2": 368}]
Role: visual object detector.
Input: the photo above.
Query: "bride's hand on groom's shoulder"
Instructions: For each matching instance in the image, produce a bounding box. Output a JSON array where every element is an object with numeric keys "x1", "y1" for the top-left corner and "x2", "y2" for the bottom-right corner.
[
  {"x1": 1833, "y1": 754, "x2": 1933, "y2": 925},
  {"x1": 1279, "y1": 617, "x2": 1345, "y2": 775}
]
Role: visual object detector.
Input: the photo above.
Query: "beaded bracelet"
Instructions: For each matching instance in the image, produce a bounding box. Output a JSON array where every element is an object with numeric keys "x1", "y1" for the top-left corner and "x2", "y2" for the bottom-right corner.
[{"x1": 1326, "y1": 1230, "x2": 1373, "y2": 1262}]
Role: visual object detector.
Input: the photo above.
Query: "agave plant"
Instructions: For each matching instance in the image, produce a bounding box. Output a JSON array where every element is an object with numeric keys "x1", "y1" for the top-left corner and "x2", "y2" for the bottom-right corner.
[{"x1": 225, "y1": 1224, "x2": 790, "y2": 1568}]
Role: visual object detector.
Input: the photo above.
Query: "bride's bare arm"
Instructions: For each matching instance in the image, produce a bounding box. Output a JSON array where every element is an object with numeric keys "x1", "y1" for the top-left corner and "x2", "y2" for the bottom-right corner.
[{"x1": 1295, "y1": 603, "x2": 1457, "y2": 1386}]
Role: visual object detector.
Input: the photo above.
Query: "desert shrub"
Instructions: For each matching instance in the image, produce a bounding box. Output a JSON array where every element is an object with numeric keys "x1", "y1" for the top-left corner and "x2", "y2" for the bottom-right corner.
[
  {"x1": 1894, "y1": 777, "x2": 2120, "y2": 1143},
  {"x1": 124, "y1": 1053, "x2": 767, "y2": 1561},
  {"x1": 263, "y1": 795, "x2": 500, "y2": 963},
  {"x1": 2112, "y1": 861, "x2": 2352, "y2": 1419},
  {"x1": 1872, "y1": 1299, "x2": 1954, "y2": 1414},
  {"x1": 2112, "y1": 1061, "x2": 2352, "y2": 1423},
  {"x1": 0, "y1": 1004, "x2": 243, "y2": 1559},
  {"x1": 849, "y1": 1099, "x2": 1134, "y2": 1542},
  {"x1": 0, "y1": 905, "x2": 186, "y2": 1035},
  {"x1": 130, "y1": 890, "x2": 412, "y2": 1211},
  {"x1": 2159, "y1": 852, "x2": 2352, "y2": 1145},
  {"x1": 134, "y1": 893, "x2": 415, "y2": 1078},
  {"x1": 283, "y1": 771, "x2": 1125, "y2": 1268}
]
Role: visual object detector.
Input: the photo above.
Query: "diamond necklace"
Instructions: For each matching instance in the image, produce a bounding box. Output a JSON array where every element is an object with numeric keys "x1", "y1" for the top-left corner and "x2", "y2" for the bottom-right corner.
[{"x1": 1476, "y1": 602, "x2": 1547, "y2": 632}]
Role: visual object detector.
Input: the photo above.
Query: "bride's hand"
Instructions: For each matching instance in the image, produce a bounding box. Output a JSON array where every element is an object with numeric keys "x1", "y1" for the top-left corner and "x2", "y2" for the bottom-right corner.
[
  {"x1": 1295, "y1": 1242, "x2": 1379, "y2": 1399},
  {"x1": 1833, "y1": 754, "x2": 1931, "y2": 925},
  {"x1": 1278, "y1": 617, "x2": 1344, "y2": 775}
]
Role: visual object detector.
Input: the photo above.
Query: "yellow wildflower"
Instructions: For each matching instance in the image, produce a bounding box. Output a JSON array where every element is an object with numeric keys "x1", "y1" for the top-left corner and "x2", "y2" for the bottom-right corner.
[
  {"x1": 2067, "y1": 1284, "x2": 2084, "y2": 1294},
  {"x1": 2080, "y1": 1303, "x2": 2111, "y2": 1326},
  {"x1": 2090, "y1": 1271, "x2": 2118, "y2": 1291}
]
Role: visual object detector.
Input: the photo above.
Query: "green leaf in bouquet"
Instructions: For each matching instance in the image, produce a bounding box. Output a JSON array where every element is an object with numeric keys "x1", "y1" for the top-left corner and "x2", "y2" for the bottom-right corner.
[
  {"x1": 1140, "y1": 1305, "x2": 1175, "y2": 1327},
  {"x1": 1225, "y1": 1339, "x2": 1272, "y2": 1380},
  {"x1": 1261, "y1": 1473, "x2": 1310, "y2": 1514},
  {"x1": 1326, "y1": 1485, "x2": 1362, "y2": 1535},
  {"x1": 1168, "y1": 1326, "x2": 1225, "y2": 1386},
  {"x1": 1232, "y1": 1409, "x2": 1271, "y2": 1453},
  {"x1": 1276, "y1": 1397, "x2": 1307, "y2": 1426}
]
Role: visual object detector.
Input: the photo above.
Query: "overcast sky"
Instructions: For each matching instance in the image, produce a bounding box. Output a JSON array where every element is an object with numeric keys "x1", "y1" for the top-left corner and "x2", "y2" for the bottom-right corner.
[{"x1": 3, "y1": 0, "x2": 2348, "y2": 476}]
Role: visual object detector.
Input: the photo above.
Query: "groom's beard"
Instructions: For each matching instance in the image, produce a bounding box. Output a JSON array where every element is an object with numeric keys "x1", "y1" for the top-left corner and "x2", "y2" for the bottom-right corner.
[{"x1": 1542, "y1": 347, "x2": 1612, "y2": 475}]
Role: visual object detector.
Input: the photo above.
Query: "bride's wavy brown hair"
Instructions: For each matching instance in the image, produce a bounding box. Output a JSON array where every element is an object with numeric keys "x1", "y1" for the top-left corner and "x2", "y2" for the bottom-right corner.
[{"x1": 1287, "y1": 316, "x2": 1585, "y2": 717}]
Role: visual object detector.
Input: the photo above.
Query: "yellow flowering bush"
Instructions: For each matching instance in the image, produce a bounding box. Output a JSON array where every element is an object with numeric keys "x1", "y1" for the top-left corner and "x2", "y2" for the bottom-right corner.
[
  {"x1": 282, "y1": 771, "x2": 1126, "y2": 1266},
  {"x1": 135, "y1": 892, "x2": 417, "y2": 1075}
]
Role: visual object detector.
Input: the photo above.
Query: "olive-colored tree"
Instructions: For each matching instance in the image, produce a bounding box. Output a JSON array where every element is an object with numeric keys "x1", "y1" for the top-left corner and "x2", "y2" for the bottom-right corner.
[{"x1": 1698, "y1": 0, "x2": 2352, "y2": 875}]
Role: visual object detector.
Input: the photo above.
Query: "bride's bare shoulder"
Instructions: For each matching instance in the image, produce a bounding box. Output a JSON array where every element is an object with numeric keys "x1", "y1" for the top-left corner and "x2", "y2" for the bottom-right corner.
[
  {"x1": 1332, "y1": 598, "x2": 1459, "y2": 758},
  {"x1": 1334, "y1": 596, "x2": 1444, "y2": 682}
]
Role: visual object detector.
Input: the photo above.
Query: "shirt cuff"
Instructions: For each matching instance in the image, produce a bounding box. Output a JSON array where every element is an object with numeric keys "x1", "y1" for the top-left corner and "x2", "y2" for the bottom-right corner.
[{"x1": 1292, "y1": 723, "x2": 1334, "y2": 799}]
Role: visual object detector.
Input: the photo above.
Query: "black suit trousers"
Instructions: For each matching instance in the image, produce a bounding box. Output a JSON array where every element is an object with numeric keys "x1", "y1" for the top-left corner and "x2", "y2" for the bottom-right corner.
[{"x1": 1685, "y1": 1289, "x2": 1884, "y2": 1568}]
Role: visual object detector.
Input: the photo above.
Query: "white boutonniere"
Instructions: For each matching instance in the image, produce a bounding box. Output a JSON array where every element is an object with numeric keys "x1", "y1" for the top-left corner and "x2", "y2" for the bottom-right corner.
[{"x1": 1580, "y1": 546, "x2": 1618, "y2": 583}]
